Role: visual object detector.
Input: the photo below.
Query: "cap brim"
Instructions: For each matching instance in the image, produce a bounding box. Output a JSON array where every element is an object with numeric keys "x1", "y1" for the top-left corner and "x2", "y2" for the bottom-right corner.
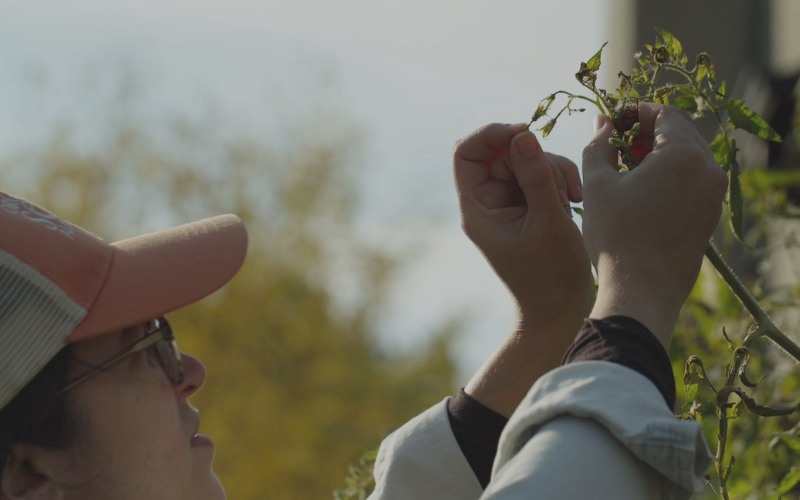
[{"x1": 66, "y1": 214, "x2": 247, "y2": 342}]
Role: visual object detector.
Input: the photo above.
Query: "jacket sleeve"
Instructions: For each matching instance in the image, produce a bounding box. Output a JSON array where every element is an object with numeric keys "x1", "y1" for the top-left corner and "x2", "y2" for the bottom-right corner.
[
  {"x1": 369, "y1": 397, "x2": 484, "y2": 500},
  {"x1": 481, "y1": 361, "x2": 713, "y2": 500}
]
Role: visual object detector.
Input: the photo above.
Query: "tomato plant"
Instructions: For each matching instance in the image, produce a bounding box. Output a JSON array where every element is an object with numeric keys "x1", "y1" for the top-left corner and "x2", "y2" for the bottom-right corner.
[{"x1": 531, "y1": 29, "x2": 800, "y2": 500}]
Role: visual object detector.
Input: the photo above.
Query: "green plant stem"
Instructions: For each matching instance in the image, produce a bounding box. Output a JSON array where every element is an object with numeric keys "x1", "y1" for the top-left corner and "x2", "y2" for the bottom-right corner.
[
  {"x1": 648, "y1": 66, "x2": 662, "y2": 100},
  {"x1": 714, "y1": 413, "x2": 731, "y2": 500},
  {"x1": 705, "y1": 243, "x2": 800, "y2": 362},
  {"x1": 661, "y1": 63, "x2": 726, "y2": 131},
  {"x1": 565, "y1": 93, "x2": 607, "y2": 114},
  {"x1": 576, "y1": 82, "x2": 612, "y2": 117}
]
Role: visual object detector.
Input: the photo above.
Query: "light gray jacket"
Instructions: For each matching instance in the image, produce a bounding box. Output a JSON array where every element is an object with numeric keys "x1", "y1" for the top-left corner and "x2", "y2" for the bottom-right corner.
[{"x1": 370, "y1": 361, "x2": 713, "y2": 500}]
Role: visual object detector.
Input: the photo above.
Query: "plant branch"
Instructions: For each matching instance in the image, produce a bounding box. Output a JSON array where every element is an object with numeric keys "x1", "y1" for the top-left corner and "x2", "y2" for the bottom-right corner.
[{"x1": 705, "y1": 243, "x2": 800, "y2": 363}]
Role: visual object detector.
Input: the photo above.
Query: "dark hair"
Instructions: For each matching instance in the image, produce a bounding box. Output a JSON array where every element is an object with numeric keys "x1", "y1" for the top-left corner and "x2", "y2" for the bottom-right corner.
[{"x1": 0, "y1": 344, "x2": 82, "y2": 476}]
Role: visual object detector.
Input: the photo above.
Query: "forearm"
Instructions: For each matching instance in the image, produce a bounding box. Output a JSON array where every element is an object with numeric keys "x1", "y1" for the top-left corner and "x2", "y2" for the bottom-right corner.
[
  {"x1": 464, "y1": 313, "x2": 584, "y2": 418},
  {"x1": 591, "y1": 258, "x2": 684, "y2": 351}
]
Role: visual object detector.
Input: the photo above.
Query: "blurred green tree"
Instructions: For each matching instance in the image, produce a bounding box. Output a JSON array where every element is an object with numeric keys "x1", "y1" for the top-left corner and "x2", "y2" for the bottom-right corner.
[
  {"x1": 0, "y1": 84, "x2": 458, "y2": 500},
  {"x1": 671, "y1": 166, "x2": 800, "y2": 499}
]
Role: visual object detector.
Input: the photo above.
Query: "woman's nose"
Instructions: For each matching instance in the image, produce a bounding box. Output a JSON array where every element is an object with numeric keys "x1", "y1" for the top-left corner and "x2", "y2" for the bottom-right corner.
[{"x1": 175, "y1": 352, "x2": 207, "y2": 399}]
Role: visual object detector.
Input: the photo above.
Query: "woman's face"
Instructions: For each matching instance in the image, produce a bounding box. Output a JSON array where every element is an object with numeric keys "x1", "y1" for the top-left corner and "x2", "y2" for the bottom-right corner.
[{"x1": 51, "y1": 322, "x2": 225, "y2": 500}]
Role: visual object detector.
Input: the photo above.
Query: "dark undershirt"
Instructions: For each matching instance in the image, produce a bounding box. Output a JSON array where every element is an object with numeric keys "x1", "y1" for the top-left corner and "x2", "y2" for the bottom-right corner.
[{"x1": 446, "y1": 315, "x2": 676, "y2": 489}]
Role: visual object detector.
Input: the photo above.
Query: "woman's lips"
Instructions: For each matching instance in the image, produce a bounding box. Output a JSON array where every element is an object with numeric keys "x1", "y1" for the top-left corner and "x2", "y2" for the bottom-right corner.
[{"x1": 191, "y1": 433, "x2": 215, "y2": 447}]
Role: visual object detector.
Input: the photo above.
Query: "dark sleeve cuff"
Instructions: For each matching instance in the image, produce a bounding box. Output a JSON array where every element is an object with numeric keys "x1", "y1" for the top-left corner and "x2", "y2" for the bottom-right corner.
[
  {"x1": 446, "y1": 388, "x2": 508, "y2": 489},
  {"x1": 562, "y1": 315, "x2": 676, "y2": 409}
]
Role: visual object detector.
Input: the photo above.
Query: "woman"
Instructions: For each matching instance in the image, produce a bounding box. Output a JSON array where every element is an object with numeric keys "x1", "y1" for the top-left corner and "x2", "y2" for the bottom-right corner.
[{"x1": 0, "y1": 201, "x2": 246, "y2": 499}]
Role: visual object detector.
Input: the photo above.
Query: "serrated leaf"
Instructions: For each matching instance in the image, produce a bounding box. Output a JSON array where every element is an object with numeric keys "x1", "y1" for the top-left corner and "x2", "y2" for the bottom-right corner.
[
  {"x1": 672, "y1": 96, "x2": 698, "y2": 114},
  {"x1": 585, "y1": 42, "x2": 608, "y2": 71},
  {"x1": 777, "y1": 468, "x2": 800, "y2": 494},
  {"x1": 709, "y1": 134, "x2": 735, "y2": 171},
  {"x1": 776, "y1": 435, "x2": 800, "y2": 454},
  {"x1": 729, "y1": 153, "x2": 744, "y2": 242},
  {"x1": 726, "y1": 99, "x2": 782, "y2": 142},
  {"x1": 655, "y1": 28, "x2": 682, "y2": 61}
]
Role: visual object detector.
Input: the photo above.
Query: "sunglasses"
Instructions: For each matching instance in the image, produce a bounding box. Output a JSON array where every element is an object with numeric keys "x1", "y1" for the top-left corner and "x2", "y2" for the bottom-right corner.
[{"x1": 59, "y1": 316, "x2": 184, "y2": 394}]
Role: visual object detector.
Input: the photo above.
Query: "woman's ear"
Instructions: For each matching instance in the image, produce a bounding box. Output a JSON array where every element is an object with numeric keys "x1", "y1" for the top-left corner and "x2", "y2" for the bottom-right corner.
[{"x1": 1, "y1": 445, "x2": 64, "y2": 500}]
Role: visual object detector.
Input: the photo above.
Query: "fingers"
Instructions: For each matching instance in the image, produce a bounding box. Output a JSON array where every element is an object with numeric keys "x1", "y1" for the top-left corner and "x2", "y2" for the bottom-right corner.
[
  {"x1": 453, "y1": 122, "x2": 528, "y2": 194},
  {"x1": 638, "y1": 103, "x2": 697, "y2": 150},
  {"x1": 581, "y1": 115, "x2": 617, "y2": 186},
  {"x1": 547, "y1": 153, "x2": 582, "y2": 202},
  {"x1": 490, "y1": 150, "x2": 576, "y2": 206},
  {"x1": 508, "y1": 130, "x2": 565, "y2": 220}
]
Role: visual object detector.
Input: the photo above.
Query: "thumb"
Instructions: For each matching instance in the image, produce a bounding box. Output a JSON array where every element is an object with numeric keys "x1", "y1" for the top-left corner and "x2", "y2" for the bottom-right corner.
[
  {"x1": 581, "y1": 115, "x2": 618, "y2": 187},
  {"x1": 509, "y1": 131, "x2": 564, "y2": 218}
]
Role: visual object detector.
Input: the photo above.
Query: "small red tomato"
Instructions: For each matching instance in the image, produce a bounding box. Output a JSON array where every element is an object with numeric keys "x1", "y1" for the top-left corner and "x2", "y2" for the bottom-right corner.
[
  {"x1": 616, "y1": 107, "x2": 639, "y2": 133},
  {"x1": 629, "y1": 134, "x2": 652, "y2": 165}
]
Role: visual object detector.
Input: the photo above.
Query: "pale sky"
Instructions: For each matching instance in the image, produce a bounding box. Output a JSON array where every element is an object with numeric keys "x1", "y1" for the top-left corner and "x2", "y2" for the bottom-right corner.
[{"x1": 0, "y1": 0, "x2": 611, "y2": 378}]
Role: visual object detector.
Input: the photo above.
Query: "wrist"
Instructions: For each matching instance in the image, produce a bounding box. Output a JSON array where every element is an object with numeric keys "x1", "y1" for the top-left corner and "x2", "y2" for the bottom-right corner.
[
  {"x1": 591, "y1": 274, "x2": 680, "y2": 351},
  {"x1": 514, "y1": 293, "x2": 593, "y2": 339}
]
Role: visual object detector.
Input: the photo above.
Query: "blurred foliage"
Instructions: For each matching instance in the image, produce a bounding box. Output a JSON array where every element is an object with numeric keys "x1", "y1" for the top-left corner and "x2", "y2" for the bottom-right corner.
[
  {"x1": 0, "y1": 84, "x2": 458, "y2": 499},
  {"x1": 671, "y1": 159, "x2": 800, "y2": 499}
]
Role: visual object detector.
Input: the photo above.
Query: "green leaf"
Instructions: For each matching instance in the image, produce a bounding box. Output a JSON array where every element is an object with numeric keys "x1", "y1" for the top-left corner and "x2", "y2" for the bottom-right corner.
[
  {"x1": 683, "y1": 356, "x2": 706, "y2": 403},
  {"x1": 725, "y1": 99, "x2": 782, "y2": 142},
  {"x1": 537, "y1": 119, "x2": 556, "y2": 138},
  {"x1": 585, "y1": 42, "x2": 608, "y2": 71},
  {"x1": 729, "y1": 152, "x2": 744, "y2": 242},
  {"x1": 671, "y1": 96, "x2": 698, "y2": 114},
  {"x1": 709, "y1": 134, "x2": 735, "y2": 171},
  {"x1": 717, "y1": 80, "x2": 727, "y2": 102},
  {"x1": 655, "y1": 28, "x2": 683, "y2": 61},
  {"x1": 532, "y1": 94, "x2": 555, "y2": 122},
  {"x1": 685, "y1": 380, "x2": 699, "y2": 403},
  {"x1": 741, "y1": 169, "x2": 800, "y2": 198},
  {"x1": 777, "y1": 468, "x2": 800, "y2": 494},
  {"x1": 571, "y1": 206, "x2": 584, "y2": 216},
  {"x1": 637, "y1": 52, "x2": 653, "y2": 66},
  {"x1": 730, "y1": 400, "x2": 745, "y2": 419},
  {"x1": 776, "y1": 434, "x2": 800, "y2": 454},
  {"x1": 717, "y1": 386, "x2": 798, "y2": 418},
  {"x1": 696, "y1": 65, "x2": 709, "y2": 84},
  {"x1": 695, "y1": 53, "x2": 715, "y2": 90}
]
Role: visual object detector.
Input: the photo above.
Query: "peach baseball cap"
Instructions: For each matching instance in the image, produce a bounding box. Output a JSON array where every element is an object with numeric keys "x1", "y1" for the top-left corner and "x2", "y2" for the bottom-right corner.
[{"x1": 0, "y1": 191, "x2": 248, "y2": 409}]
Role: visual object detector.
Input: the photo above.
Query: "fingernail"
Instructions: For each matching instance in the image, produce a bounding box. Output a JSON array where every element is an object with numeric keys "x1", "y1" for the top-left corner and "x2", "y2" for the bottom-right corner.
[
  {"x1": 515, "y1": 131, "x2": 541, "y2": 157},
  {"x1": 558, "y1": 188, "x2": 568, "y2": 206}
]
